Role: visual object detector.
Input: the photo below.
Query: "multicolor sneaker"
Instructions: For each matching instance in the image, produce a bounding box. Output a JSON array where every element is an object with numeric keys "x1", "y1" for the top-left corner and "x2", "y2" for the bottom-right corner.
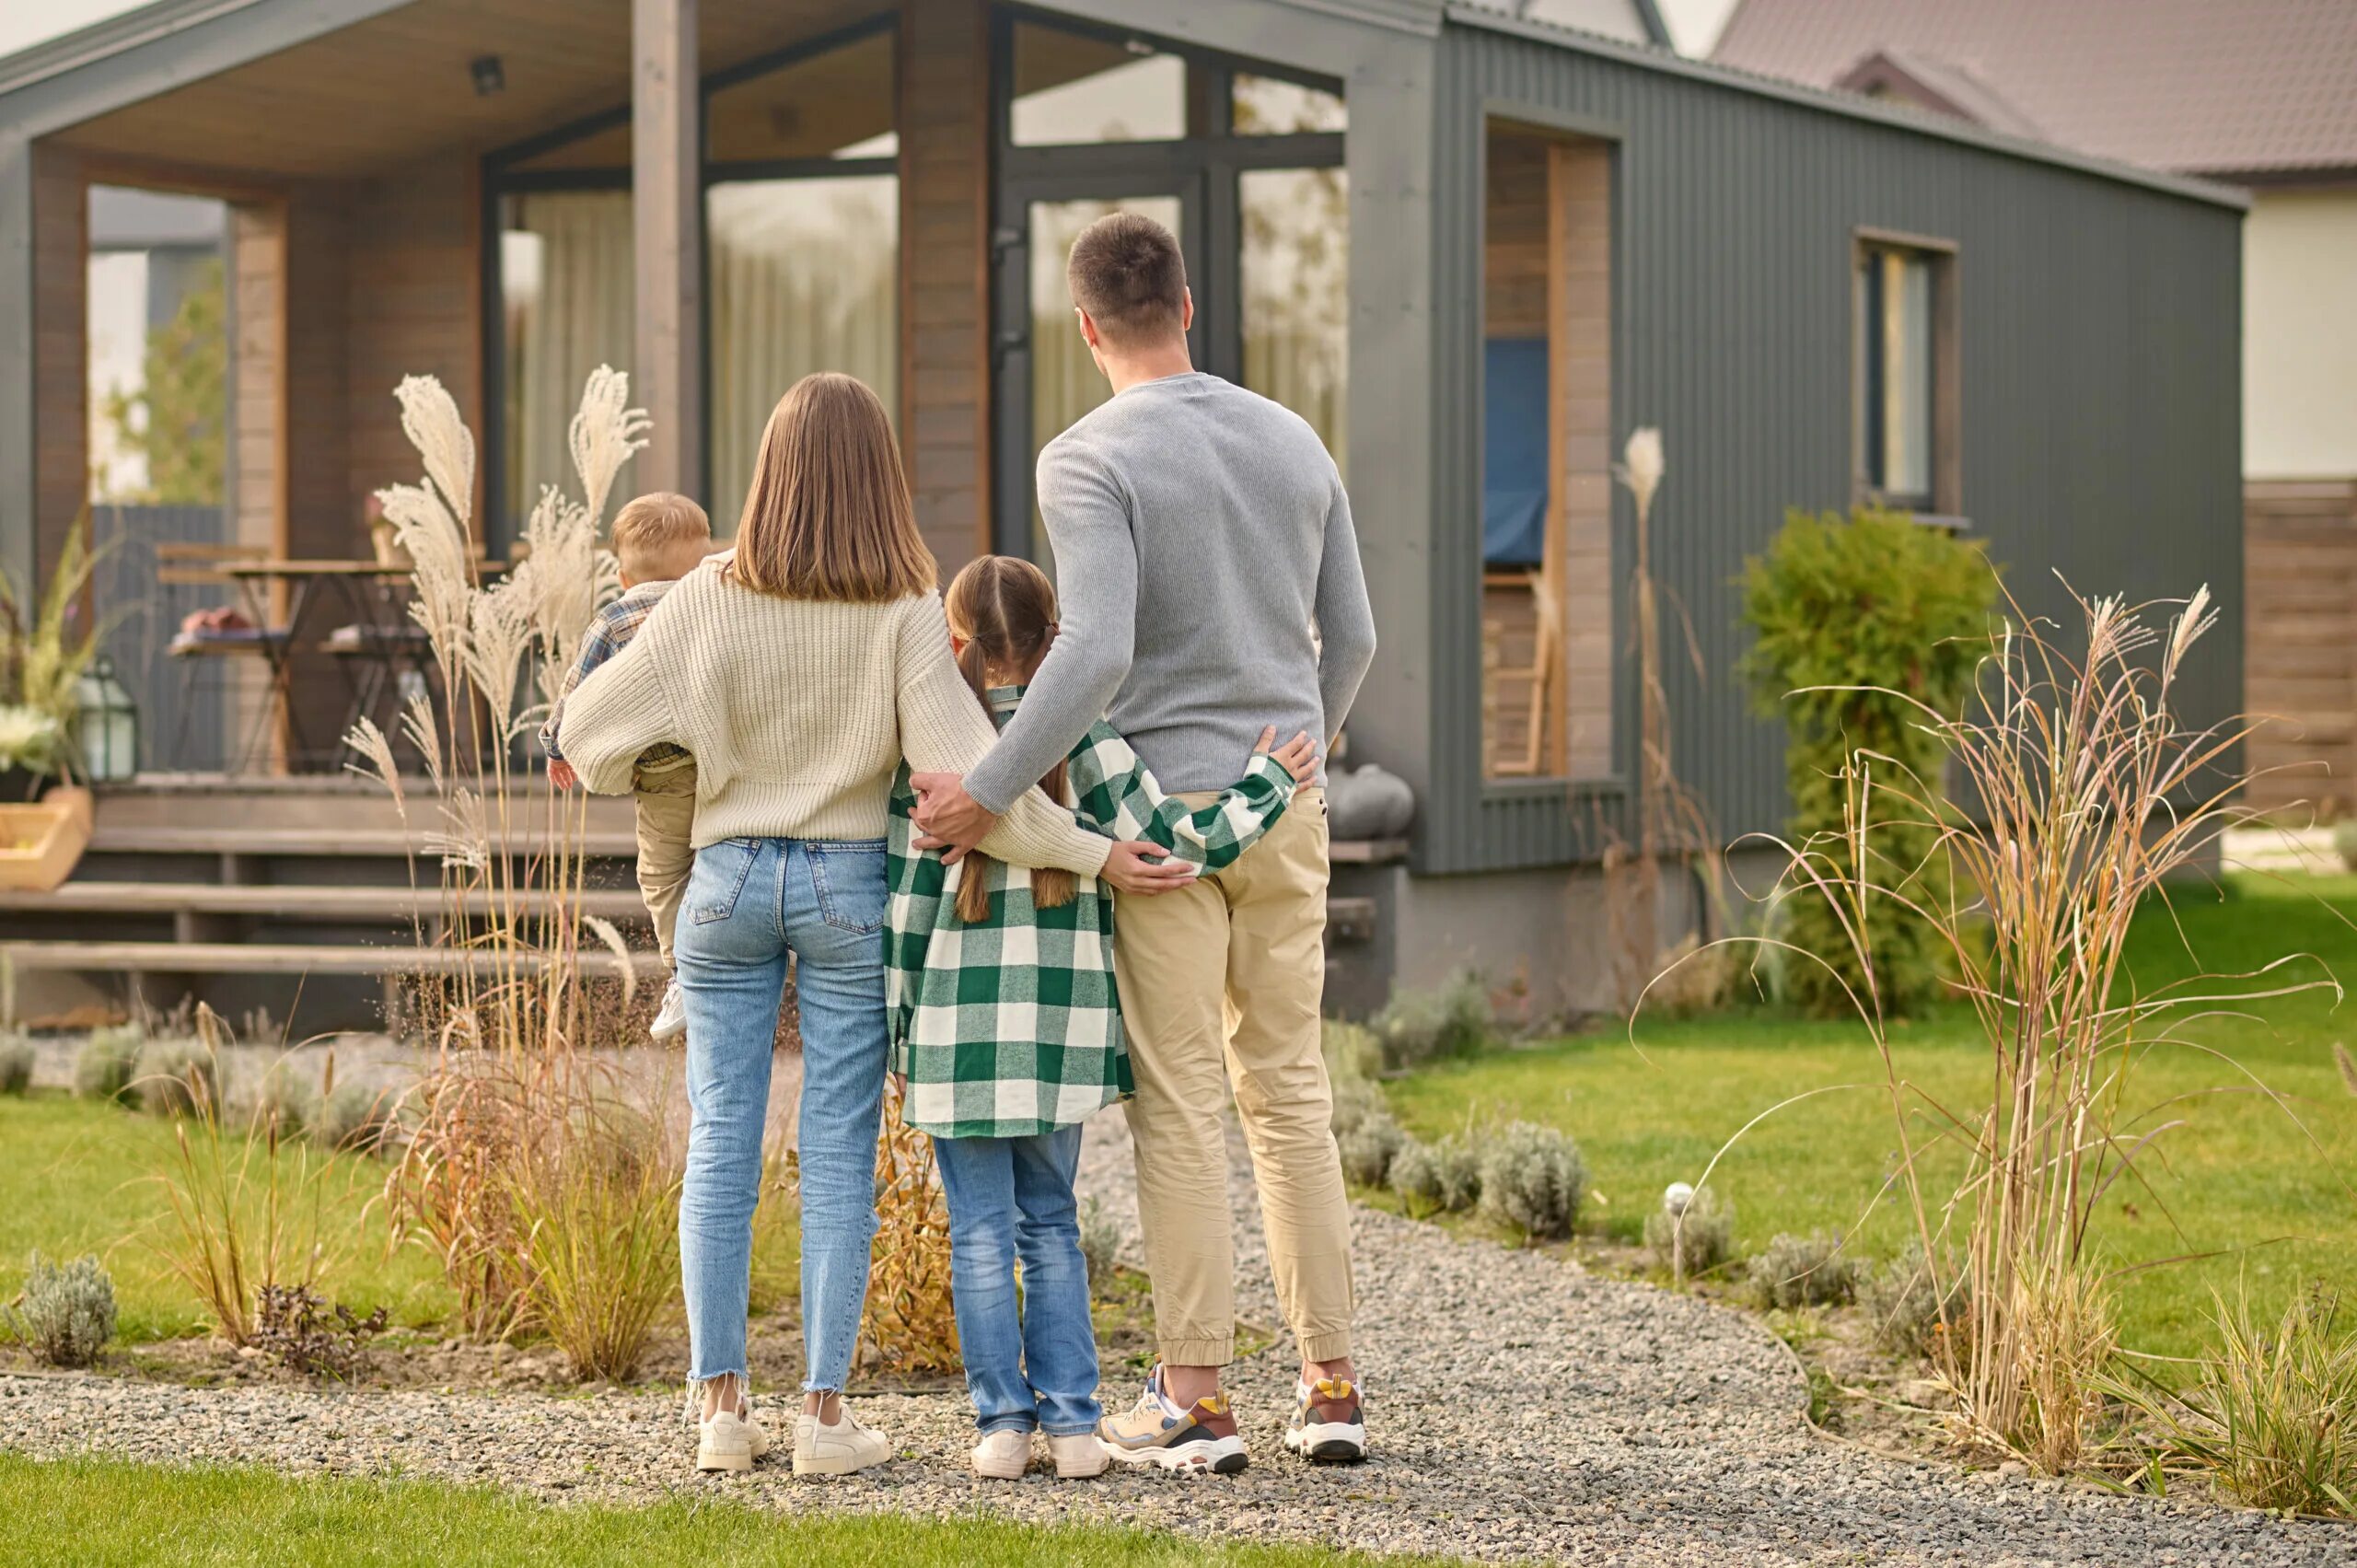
[
  {"x1": 1098, "y1": 1366, "x2": 1248, "y2": 1474},
  {"x1": 1283, "y1": 1376, "x2": 1367, "y2": 1464}
]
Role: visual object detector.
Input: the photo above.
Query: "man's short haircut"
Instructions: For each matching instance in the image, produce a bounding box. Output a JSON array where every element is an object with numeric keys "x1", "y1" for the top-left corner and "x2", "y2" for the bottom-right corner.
[
  {"x1": 611, "y1": 491, "x2": 713, "y2": 580},
  {"x1": 1065, "y1": 211, "x2": 1188, "y2": 349}
]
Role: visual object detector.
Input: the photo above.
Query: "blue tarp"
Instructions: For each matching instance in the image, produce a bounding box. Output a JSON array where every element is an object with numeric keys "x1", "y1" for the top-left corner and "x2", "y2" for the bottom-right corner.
[{"x1": 1483, "y1": 336, "x2": 1549, "y2": 567}]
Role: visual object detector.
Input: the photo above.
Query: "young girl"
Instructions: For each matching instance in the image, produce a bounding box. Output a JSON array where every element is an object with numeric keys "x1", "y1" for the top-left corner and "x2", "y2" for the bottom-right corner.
[{"x1": 885, "y1": 554, "x2": 1315, "y2": 1481}]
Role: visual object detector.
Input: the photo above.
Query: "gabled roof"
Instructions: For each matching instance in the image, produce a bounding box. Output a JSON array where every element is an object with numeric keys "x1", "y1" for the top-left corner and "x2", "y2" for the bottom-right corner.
[
  {"x1": 1834, "y1": 48, "x2": 2040, "y2": 142},
  {"x1": 1715, "y1": 0, "x2": 2357, "y2": 179}
]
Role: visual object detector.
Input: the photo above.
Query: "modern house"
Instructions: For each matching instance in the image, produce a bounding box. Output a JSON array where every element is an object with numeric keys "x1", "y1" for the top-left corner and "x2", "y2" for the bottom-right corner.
[
  {"x1": 1715, "y1": 0, "x2": 2357, "y2": 815},
  {"x1": 0, "y1": 0, "x2": 2244, "y2": 1023}
]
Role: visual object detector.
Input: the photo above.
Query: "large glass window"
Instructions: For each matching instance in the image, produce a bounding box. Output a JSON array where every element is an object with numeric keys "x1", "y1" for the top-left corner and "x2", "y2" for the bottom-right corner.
[
  {"x1": 1242, "y1": 167, "x2": 1348, "y2": 475},
  {"x1": 1011, "y1": 22, "x2": 1186, "y2": 145},
  {"x1": 707, "y1": 28, "x2": 898, "y2": 163},
  {"x1": 485, "y1": 23, "x2": 898, "y2": 540},
  {"x1": 707, "y1": 177, "x2": 899, "y2": 523},
  {"x1": 1855, "y1": 244, "x2": 1936, "y2": 507},
  {"x1": 1028, "y1": 194, "x2": 1185, "y2": 572},
  {"x1": 500, "y1": 192, "x2": 635, "y2": 525}
]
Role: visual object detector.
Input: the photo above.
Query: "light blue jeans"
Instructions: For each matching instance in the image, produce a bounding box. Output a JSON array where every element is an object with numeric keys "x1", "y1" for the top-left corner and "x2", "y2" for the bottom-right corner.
[
  {"x1": 675, "y1": 834, "x2": 888, "y2": 1394},
  {"x1": 931, "y1": 1125, "x2": 1102, "y2": 1436}
]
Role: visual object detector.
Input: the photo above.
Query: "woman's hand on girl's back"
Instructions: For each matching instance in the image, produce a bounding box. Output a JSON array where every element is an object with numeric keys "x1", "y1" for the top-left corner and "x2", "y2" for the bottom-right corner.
[{"x1": 1253, "y1": 726, "x2": 1320, "y2": 785}]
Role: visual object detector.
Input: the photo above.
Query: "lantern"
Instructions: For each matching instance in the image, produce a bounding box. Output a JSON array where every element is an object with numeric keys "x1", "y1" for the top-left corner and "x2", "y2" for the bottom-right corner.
[{"x1": 75, "y1": 656, "x2": 139, "y2": 783}]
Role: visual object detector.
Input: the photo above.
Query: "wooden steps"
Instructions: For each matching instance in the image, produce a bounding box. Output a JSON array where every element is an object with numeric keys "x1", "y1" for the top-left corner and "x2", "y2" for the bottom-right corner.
[
  {"x1": 89, "y1": 824, "x2": 644, "y2": 859},
  {"x1": 1, "y1": 939, "x2": 665, "y2": 981},
  {"x1": 0, "y1": 882, "x2": 648, "y2": 922}
]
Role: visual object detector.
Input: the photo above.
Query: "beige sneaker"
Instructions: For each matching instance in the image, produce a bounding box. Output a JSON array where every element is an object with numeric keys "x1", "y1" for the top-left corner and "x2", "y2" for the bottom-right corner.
[
  {"x1": 697, "y1": 1408, "x2": 761, "y2": 1473},
  {"x1": 972, "y1": 1428, "x2": 1031, "y2": 1480},
  {"x1": 1049, "y1": 1432, "x2": 1109, "y2": 1479},
  {"x1": 793, "y1": 1402, "x2": 893, "y2": 1477}
]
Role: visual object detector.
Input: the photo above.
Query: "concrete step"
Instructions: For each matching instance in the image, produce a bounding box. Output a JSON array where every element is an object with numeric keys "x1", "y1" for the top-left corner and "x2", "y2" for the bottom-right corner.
[
  {"x1": 0, "y1": 882, "x2": 649, "y2": 923},
  {"x1": 2, "y1": 939, "x2": 664, "y2": 981}
]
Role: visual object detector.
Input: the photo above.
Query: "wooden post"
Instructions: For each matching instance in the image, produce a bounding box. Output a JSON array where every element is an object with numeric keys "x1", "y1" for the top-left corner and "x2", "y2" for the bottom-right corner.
[{"x1": 633, "y1": 0, "x2": 702, "y2": 498}]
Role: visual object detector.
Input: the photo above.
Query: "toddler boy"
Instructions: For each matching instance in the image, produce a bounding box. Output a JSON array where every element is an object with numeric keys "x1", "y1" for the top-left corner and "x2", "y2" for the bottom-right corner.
[{"x1": 543, "y1": 491, "x2": 713, "y2": 1041}]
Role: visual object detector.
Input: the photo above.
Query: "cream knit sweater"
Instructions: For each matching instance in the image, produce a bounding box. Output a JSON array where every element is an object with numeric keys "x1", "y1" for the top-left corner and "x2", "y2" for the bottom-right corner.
[{"x1": 553, "y1": 561, "x2": 1112, "y2": 876}]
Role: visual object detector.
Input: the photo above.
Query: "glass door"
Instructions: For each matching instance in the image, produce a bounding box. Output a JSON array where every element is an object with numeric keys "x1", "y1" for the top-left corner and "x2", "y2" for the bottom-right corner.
[
  {"x1": 1019, "y1": 193, "x2": 1186, "y2": 572},
  {"x1": 988, "y1": 9, "x2": 1346, "y2": 566}
]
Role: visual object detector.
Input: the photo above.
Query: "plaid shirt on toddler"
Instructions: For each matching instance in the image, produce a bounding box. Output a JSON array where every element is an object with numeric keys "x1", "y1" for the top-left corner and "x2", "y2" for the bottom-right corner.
[
  {"x1": 886, "y1": 685, "x2": 1297, "y2": 1140},
  {"x1": 541, "y1": 579, "x2": 691, "y2": 774}
]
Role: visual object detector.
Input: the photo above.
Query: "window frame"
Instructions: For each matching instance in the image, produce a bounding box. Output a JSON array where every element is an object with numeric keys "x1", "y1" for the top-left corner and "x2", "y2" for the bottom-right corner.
[
  {"x1": 477, "y1": 13, "x2": 902, "y2": 548},
  {"x1": 1850, "y1": 227, "x2": 1962, "y2": 522}
]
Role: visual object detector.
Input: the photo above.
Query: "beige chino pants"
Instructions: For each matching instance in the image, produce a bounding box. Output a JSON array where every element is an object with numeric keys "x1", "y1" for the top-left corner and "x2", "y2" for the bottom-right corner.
[
  {"x1": 1113, "y1": 786, "x2": 1354, "y2": 1367},
  {"x1": 633, "y1": 760, "x2": 699, "y2": 967}
]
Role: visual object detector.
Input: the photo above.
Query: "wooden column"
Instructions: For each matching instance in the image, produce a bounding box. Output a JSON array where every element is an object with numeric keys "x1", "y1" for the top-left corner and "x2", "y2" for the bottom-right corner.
[
  {"x1": 900, "y1": 0, "x2": 993, "y2": 574},
  {"x1": 633, "y1": 0, "x2": 702, "y2": 499},
  {"x1": 29, "y1": 142, "x2": 87, "y2": 587}
]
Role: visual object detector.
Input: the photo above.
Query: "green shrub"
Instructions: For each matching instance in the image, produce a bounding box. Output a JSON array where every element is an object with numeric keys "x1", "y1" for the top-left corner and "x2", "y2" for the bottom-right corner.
[
  {"x1": 1747, "y1": 1229, "x2": 1864, "y2": 1309},
  {"x1": 1329, "y1": 1073, "x2": 1388, "y2": 1141},
  {"x1": 314, "y1": 1081, "x2": 399, "y2": 1154},
  {"x1": 1389, "y1": 1134, "x2": 1483, "y2": 1217},
  {"x1": 1863, "y1": 1239, "x2": 1972, "y2": 1355},
  {"x1": 1320, "y1": 1018, "x2": 1382, "y2": 1083},
  {"x1": 1077, "y1": 1196, "x2": 1120, "y2": 1290},
  {"x1": 1369, "y1": 969, "x2": 1491, "y2": 1071},
  {"x1": 72, "y1": 1026, "x2": 143, "y2": 1104},
  {"x1": 1643, "y1": 1184, "x2": 1736, "y2": 1281},
  {"x1": 0, "y1": 1034, "x2": 31, "y2": 1096},
  {"x1": 1478, "y1": 1121, "x2": 1585, "y2": 1241},
  {"x1": 4, "y1": 1250, "x2": 116, "y2": 1367},
  {"x1": 1739, "y1": 506, "x2": 1995, "y2": 1016},
  {"x1": 135, "y1": 1037, "x2": 224, "y2": 1118},
  {"x1": 1338, "y1": 1111, "x2": 1408, "y2": 1188},
  {"x1": 253, "y1": 1062, "x2": 318, "y2": 1137}
]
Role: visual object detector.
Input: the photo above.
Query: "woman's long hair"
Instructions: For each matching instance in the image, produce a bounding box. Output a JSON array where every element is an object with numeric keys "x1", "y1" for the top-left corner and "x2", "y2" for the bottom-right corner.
[
  {"x1": 943, "y1": 556, "x2": 1077, "y2": 923},
  {"x1": 726, "y1": 372, "x2": 935, "y2": 601}
]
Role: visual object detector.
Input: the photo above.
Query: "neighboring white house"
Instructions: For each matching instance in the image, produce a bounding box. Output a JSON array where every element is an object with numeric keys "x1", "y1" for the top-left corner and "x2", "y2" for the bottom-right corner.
[{"x1": 1713, "y1": 0, "x2": 2357, "y2": 811}]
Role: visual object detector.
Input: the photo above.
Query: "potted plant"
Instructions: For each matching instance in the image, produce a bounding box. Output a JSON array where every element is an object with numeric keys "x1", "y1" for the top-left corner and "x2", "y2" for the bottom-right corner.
[{"x1": 0, "y1": 521, "x2": 108, "y2": 888}]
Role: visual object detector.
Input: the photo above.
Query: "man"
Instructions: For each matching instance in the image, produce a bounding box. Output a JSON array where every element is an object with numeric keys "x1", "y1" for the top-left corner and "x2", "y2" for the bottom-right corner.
[{"x1": 911, "y1": 211, "x2": 1377, "y2": 1473}]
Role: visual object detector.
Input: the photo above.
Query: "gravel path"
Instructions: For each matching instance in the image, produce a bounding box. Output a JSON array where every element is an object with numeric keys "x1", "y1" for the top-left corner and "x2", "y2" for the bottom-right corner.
[{"x1": 3, "y1": 1112, "x2": 2343, "y2": 1566}]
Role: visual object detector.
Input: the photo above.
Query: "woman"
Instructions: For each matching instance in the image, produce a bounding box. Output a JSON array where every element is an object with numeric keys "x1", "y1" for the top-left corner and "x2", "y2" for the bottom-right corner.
[{"x1": 555, "y1": 373, "x2": 1189, "y2": 1477}]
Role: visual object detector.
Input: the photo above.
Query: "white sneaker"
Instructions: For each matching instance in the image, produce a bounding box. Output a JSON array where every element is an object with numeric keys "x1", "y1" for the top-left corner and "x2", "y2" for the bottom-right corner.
[
  {"x1": 1049, "y1": 1432, "x2": 1110, "y2": 1479},
  {"x1": 697, "y1": 1408, "x2": 759, "y2": 1473},
  {"x1": 793, "y1": 1402, "x2": 893, "y2": 1477},
  {"x1": 650, "y1": 980, "x2": 689, "y2": 1042},
  {"x1": 972, "y1": 1428, "x2": 1031, "y2": 1480}
]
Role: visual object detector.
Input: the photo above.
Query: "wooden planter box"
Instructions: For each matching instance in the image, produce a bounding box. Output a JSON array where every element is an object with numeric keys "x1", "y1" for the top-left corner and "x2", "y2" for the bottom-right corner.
[{"x1": 0, "y1": 787, "x2": 92, "y2": 892}]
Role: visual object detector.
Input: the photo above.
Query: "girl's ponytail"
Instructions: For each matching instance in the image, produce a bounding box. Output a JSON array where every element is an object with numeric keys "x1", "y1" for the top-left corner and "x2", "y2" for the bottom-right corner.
[{"x1": 942, "y1": 556, "x2": 1076, "y2": 924}]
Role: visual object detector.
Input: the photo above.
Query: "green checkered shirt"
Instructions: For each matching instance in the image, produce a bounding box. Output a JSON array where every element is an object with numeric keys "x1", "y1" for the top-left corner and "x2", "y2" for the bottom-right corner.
[{"x1": 887, "y1": 685, "x2": 1296, "y2": 1139}]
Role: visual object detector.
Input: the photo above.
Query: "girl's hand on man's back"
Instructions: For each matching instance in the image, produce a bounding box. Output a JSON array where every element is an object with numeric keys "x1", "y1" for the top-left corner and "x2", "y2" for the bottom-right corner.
[{"x1": 1252, "y1": 726, "x2": 1319, "y2": 784}]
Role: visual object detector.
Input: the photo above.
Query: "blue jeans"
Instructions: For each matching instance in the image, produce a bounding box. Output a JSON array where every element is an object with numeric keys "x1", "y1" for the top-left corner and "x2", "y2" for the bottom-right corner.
[
  {"x1": 675, "y1": 835, "x2": 888, "y2": 1393},
  {"x1": 931, "y1": 1125, "x2": 1102, "y2": 1436}
]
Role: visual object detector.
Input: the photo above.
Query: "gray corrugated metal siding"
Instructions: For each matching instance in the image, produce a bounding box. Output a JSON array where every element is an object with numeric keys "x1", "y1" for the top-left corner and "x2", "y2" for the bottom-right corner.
[{"x1": 1417, "y1": 19, "x2": 2243, "y2": 876}]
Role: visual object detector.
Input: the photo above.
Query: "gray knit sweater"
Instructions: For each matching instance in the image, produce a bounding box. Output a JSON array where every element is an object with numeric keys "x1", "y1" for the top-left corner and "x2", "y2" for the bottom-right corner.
[{"x1": 966, "y1": 371, "x2": 1377, "y2": 812}]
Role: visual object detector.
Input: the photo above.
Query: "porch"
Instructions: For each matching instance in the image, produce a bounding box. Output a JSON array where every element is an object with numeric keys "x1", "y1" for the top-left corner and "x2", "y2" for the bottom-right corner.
[{"x1": 7, "y1": 0, "x2": 1439, "y2": 777}]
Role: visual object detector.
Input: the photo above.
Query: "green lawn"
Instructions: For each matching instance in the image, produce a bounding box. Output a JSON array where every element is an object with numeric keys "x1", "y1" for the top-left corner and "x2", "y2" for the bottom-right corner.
[
  {"x1": 0, "y1": 1095, "x2": 453, "y2": 1342},
  {"x1": 0, "y1": 1095, "x2": 799, "y2": 1345},
  {"x1": 0, "y1": 1453, "x2": 1442, "y2": 1568},
  {"x1": 1385, "y1": 874, "x2": 2357, "y2": 1360}
]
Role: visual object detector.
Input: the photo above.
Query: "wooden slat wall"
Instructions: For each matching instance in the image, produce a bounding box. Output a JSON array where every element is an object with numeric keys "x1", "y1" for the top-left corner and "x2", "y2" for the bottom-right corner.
[
  {"x1": 1553, "y1": 140, "x2": 1612, "y2": 783},
  {"x1": 1480, "y1": 126, "x2": 1613, "y2": 783},
  {"x1": 900, "y1": 0, "x2": 991, "y2": 575},
  {"x1": 2245, "y1": 479, "x2": 2357, "y2": 816},
  {"x1": 229, "y1": 203, "x2": 286, "y2": 556},
  {"x1": 31, "y1": 143, "x2": 87, "y2": 581},
  {"x1": 345, "y1": 155, "x2": 482, "y2": 528}
]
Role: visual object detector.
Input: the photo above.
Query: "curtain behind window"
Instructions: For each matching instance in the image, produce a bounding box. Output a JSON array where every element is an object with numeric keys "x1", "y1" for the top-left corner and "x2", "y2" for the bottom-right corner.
[
  {"x1": 504, "y1": 192, "x2": 635, "y2": 527},
  {"x1": 706, "y1": 177, "x2": 899, "y2": 530}
]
